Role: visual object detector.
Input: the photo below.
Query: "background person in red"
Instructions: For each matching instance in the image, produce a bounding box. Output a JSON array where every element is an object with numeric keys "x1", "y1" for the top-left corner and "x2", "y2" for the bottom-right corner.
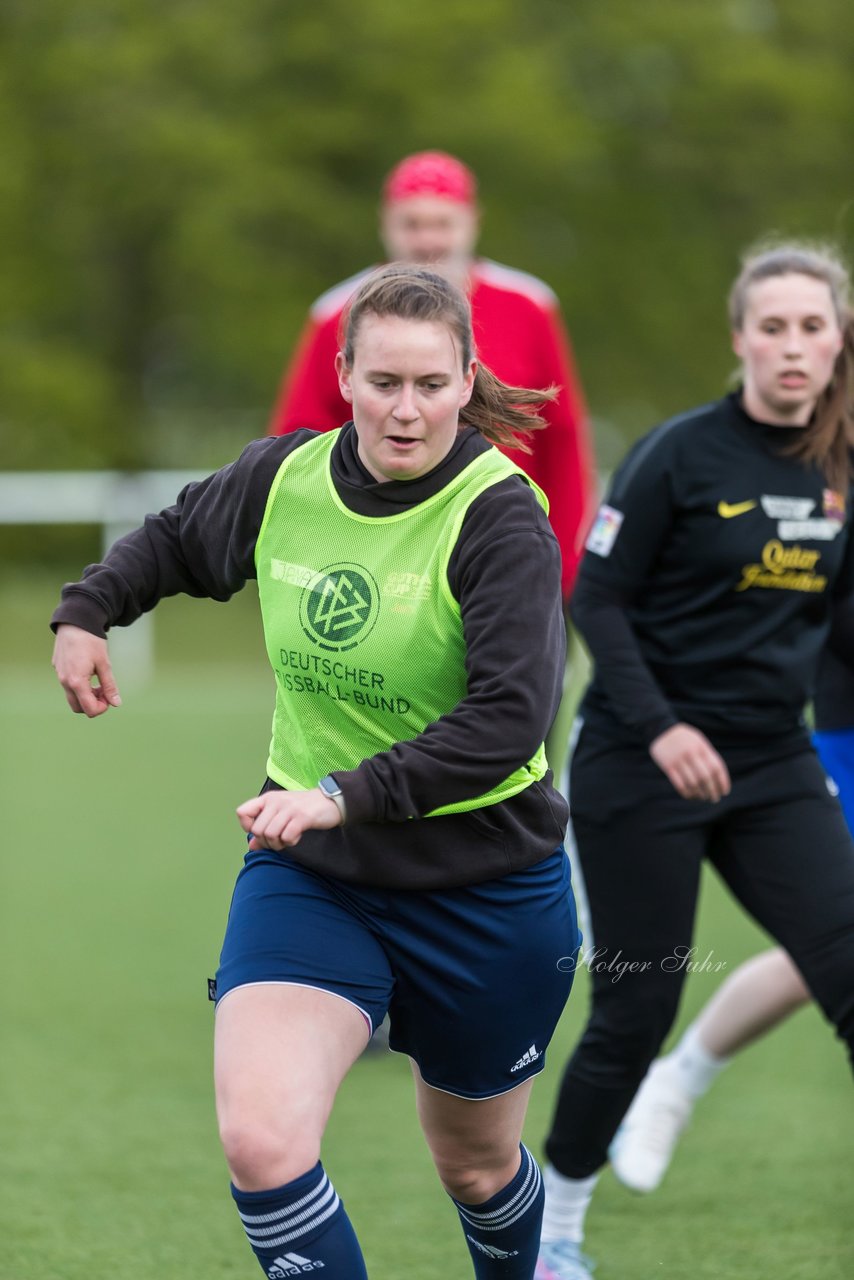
[{"x1": 268, "y1": 150, "x2": 596, "y2": 598}]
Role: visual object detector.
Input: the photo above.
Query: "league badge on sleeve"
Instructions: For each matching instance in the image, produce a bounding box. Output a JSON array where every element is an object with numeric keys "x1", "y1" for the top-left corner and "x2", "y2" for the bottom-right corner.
[{"x1": 585, "y1": 504, "x2": 624, "y2": 558}]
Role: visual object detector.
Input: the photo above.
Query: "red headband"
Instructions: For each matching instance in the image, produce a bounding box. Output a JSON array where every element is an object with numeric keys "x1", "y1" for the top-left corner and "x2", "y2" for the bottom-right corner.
[{"x1": 383, "y1": 151, "x2": 478, "y2": 207}]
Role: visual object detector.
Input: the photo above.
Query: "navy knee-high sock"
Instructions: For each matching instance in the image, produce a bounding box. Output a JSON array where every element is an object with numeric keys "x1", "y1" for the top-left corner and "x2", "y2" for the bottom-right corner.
[
  {"x1": 231, "y1": 1162, "x2": 367, "y2": 1278},
  {"x1": 452, "y1": 1144, "x2": 545, "y2": 1278}
]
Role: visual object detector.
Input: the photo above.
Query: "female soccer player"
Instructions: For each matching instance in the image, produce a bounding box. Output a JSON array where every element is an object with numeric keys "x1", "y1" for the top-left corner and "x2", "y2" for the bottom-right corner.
[
  {"x1": 51, "y1": 265, "x2": 580, "y2": 1280},
  {"x1": 535, "y1": 241, "x2": 854, "y2": 1280}
]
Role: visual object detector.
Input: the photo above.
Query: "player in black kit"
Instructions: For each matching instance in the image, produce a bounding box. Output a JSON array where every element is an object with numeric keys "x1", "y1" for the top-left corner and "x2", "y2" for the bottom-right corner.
[{"x1": 535, "y1": 241, "x2": 854, "y2": 1280}]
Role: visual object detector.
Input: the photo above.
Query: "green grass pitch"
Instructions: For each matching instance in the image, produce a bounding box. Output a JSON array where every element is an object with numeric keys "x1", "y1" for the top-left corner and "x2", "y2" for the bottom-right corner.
[{"x1": 1, "y1": 578, "x2": 852, "y2": 1278}]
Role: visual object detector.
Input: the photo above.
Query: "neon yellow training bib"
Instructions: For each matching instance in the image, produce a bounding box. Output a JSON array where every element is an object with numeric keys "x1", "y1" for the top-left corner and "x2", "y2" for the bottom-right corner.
[{"x1": 255, "y1": 431, "x2": 549, "y2": 816}]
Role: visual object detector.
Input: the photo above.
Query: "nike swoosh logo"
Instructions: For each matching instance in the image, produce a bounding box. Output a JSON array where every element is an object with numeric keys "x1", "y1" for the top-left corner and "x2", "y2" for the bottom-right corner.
[{"x1": 717, "y1": 500, "x2": 757, "y2": 519}]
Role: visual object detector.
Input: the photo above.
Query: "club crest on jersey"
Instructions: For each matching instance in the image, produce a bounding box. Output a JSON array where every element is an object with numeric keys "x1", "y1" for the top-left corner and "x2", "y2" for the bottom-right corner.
[
  {"x1": 586, "y1": 504, "x2": 624, "y2": 557},
  {"x1": 299, "y1": 563, "x2": 380, "y2": 652},
  {"x1": 823, "y1": 489, "x2": 846, "y2": 522}
]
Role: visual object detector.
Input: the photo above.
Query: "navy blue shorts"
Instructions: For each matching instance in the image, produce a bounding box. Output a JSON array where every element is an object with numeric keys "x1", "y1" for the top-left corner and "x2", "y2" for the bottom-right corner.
[{"x1": 215, "y1": 846, "x2": 580, "y2": 1099}]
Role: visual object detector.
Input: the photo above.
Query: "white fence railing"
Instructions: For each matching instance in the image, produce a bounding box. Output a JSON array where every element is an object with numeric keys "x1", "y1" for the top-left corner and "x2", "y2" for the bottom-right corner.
[{"x1": 1, "y1": 470, "x2": 204, "y2": 683}]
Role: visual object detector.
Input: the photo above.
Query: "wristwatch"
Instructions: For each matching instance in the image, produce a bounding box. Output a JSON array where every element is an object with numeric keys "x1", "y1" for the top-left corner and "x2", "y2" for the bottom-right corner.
[{"x1": 317, "y1": 775, "x2": 347, "y2": 824}]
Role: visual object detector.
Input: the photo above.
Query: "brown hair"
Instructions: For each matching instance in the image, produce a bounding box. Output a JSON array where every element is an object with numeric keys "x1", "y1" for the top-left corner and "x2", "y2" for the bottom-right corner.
[
  {"x1": 729, "y1": 240, "x2": 854, "y2": 492},
  {"x1": 339, "y1": 264, "x2": 556, "y2": 453}
]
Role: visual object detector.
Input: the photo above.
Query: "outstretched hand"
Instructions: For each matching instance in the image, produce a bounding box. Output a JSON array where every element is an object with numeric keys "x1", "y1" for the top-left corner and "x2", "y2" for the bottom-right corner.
[
  {"x1": 237, "y1": 788, "x2": 343, "y2": 851},
  {"x1": 648, "y1": 723, "x2": 731, "y2": 803},
  {"x1": 52, "y1": 624, "x2": 122, "y2": 717}
]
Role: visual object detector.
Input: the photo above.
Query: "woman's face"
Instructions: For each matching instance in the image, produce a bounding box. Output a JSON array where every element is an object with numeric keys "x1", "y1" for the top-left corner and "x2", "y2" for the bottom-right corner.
[
  {"x1": 733, "y1": 272, "x2": 844, "y2": 425},
  {"x1": 336, "y1": 315, "x2": 476, "y2": 483}
]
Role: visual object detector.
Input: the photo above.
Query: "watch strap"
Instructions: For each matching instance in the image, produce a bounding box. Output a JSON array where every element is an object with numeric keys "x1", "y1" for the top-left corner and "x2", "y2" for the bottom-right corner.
[{"x1": 317, "y1": 775, "x2": 347, "y2": 824}]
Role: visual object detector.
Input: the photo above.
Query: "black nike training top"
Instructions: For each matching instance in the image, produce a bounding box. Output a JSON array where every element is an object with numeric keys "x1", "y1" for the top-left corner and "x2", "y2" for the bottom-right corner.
[
  {"x1": 51, "y1": 425, "x2": 569, "y2": 890},
  {"x1": 573, "y1": 393, "x2": 854, "y2": 746}
]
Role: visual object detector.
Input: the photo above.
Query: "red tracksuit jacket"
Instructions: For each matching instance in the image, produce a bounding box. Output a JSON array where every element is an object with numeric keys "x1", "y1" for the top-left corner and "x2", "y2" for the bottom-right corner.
[{"x1": 268, "y1": 259, "x2": 596, "y2": 597}]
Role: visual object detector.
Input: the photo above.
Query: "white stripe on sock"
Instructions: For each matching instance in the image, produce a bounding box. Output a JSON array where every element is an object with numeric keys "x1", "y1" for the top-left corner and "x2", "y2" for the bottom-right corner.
[
  {"x1": 242, "y1": 1181, "x2": 337, "y2": 1240},
  {"x1": 239, "y1": 1173, "x2": 331, "y2": 1226},
  {"x1": 243, "y1": 1194, "x2": 341, "y2": 1249},
  {"x1": 456, "y1": 1150, "x2": 542, "y2": 1232}
]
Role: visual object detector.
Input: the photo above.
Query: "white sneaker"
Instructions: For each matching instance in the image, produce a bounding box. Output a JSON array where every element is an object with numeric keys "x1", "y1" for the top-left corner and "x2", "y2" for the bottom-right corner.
[
  {"x1": 535, "y1": 1239, "x2": 595, "y2": 1280},
  {"x1": 609, "y1": 1059, "x2": 694, "y2": 1193}
]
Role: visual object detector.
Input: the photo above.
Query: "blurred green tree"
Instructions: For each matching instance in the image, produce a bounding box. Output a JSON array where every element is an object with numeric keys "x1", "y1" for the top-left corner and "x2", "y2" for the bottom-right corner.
[{"x1": 1, "y1": 0, "x2": 851, "y2": 472}]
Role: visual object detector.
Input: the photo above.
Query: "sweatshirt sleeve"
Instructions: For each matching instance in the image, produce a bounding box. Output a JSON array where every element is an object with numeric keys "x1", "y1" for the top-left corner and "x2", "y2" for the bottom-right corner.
[
  {"x1": 50, "y1": 435, "x2": 312, "y2": 636},
  {"x1": 571, "y1": 578, "x2": 679, "y2": 744},
  {"x1": 333, "y1": 478, "x2": 566, "y2": 823}
]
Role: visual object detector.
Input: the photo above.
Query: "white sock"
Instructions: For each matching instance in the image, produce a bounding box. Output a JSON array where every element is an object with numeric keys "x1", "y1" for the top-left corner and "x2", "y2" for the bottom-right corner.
[
  {"x1": 539, "y1": 1165, "x2": 598, "y2": 1244},
  {"x1": 666, "y1": 1022, "x2": 730, "y2": 1099}
]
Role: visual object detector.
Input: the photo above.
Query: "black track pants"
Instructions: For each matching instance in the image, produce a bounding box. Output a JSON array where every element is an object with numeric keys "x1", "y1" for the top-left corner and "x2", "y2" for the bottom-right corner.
[{"x1": 544, "y1": 727, "x2": 854, "y2": 1178}]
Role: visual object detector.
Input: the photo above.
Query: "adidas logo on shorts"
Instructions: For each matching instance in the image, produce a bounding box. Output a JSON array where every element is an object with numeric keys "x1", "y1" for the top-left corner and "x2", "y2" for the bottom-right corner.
[{"x1": 510, "y1": 1043, "x2": 542, "y2": 1072}]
